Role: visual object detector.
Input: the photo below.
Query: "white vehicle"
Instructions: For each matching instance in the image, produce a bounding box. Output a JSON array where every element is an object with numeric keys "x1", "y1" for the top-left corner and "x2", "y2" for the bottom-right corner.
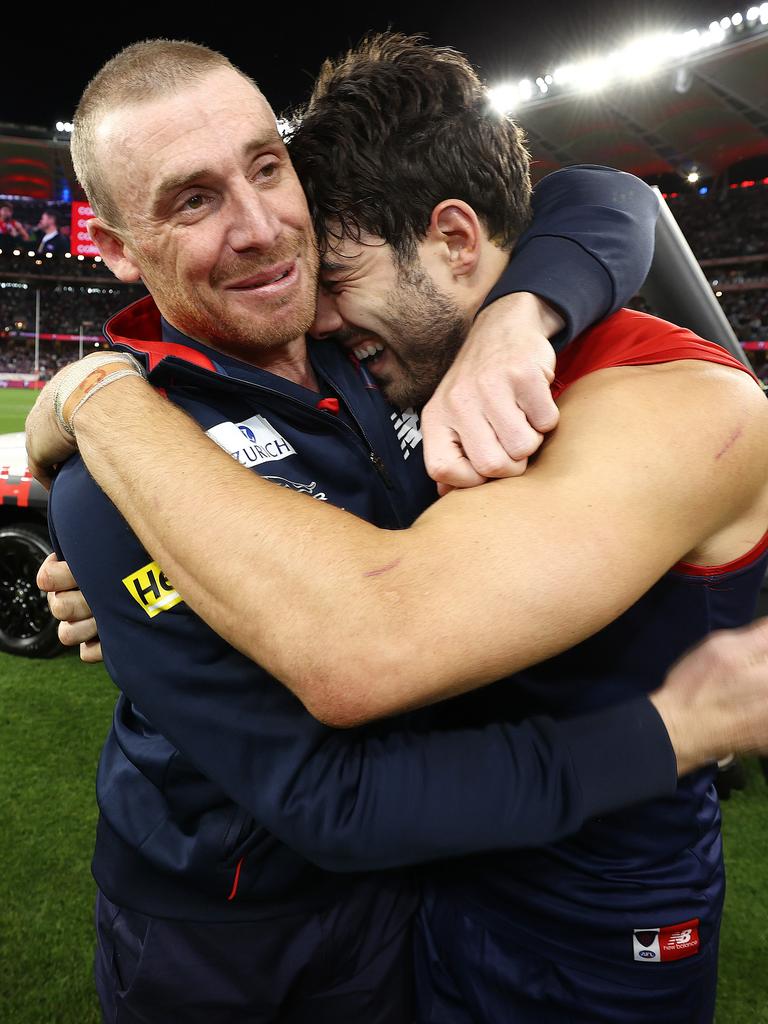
[{"x1": 0, "y1": 432, "x2": 60, "y2": 656}]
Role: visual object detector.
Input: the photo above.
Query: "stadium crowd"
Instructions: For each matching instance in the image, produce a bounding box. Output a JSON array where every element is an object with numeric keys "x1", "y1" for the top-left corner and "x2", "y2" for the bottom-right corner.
[
  {"x1": 0, "y1": 280, "x2": 144, "y2": 338},
  {"x1": 0, "y1": 179, "x2": 767, "y2": 375},
  {"x1": 668, "y1": 184, "x2": 768, "y2": 260},
  {"x1": 0, "y1": 338, "x2": 99, "y2": 380}
]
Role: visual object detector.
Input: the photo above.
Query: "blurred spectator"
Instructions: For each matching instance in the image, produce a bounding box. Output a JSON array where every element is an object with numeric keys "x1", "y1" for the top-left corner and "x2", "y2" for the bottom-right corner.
[
  {"x1": 667, "y1": 186, "x2": 768, "y2": 261},
  {"x1": 0, "y1": 202, "x2": 30, "y2": 242},
  {"x1": 0, "y1": 337, "x2": 101, "y2": 380},
  {"x1": 33, "y1": 210, "x2": 70, "y2": 256}
]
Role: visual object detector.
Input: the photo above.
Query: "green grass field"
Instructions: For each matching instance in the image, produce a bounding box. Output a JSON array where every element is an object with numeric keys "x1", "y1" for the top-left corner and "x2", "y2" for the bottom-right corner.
[
  {"x1": 0, "y1": 388, "x2": 38, "y2": 435},
  {"x1": 2, "y1": 389, "x2": 768, "y2": 1022},
  {"x1": 1, "y1": 648, "x2": 767, "y2": 1023}
]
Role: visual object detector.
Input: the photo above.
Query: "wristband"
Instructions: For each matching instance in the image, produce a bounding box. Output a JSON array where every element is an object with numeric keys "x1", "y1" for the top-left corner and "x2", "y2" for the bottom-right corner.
[{"x1": 54, "y1": 352, "x2": 146, "y2": 436}]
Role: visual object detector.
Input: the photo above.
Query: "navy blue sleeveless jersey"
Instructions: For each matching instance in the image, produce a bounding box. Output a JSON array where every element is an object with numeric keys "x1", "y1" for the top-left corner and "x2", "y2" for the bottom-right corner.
[{"x1": 427, "y1": 309, "x2": 767, "y2": 982}]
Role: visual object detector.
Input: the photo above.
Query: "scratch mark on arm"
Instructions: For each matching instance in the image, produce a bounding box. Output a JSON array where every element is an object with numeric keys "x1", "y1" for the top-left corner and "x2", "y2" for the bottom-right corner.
[
  {"x1": 363, "y1": 559, "x2": 401, "y2": 578},
  {"x1": 715, "y1": 425, "x2": 743, "y2": 460}
]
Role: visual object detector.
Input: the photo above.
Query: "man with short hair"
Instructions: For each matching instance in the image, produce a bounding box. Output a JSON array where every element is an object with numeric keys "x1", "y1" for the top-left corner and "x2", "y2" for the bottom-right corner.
[
  {"x1": 28, "y1": 36, "x2": 768, "y2": 1024},
  {"x1": 35, "y1": 209, "x2": 68, "y2": 255}
]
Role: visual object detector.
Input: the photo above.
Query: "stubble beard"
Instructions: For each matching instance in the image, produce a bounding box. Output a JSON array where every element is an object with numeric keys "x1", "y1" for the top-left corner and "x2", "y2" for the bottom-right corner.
[
  {"x1": 381, "y1": 260, "x2": 469, "y2": 409},
  {"x1": 141, "y1": 230, "x2": 320, "y2": 363}
]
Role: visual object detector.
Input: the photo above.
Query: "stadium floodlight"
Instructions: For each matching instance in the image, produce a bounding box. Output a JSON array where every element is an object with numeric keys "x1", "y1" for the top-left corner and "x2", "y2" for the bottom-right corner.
[
  {"x1": 27, "y1": 251, "x2": 34, "y2": 258},
  {"x1": 489, "y1": 9, "x2": 759, "y2": 110},
  {"x1": 704, "y1": 22, "x2": 727, "y2": 45},
  {"x1": 45, "y1": 252, "x2": 52, "y2": 258},
  {"x1": 77, "y1": 255, "x2": 84, "y2": 261},
  {"x1": 518, "y1": 79, "x2": 533, "y2": 101},
  {"x1": 94, "y1": 255, "x2": 102, "y2": 262},
  {"x1": 687, "y1": 171, "x2": 700, "y2": 183},
  {"x1": 573, "y1": 58, "x2": 614, "y2": 92},
  {"x1": 620, "y1": 34, "x2": 669, "y2": 78},
  {"x1": 55, "y1": 121, "x2": 64, "y2": 131},
  {"x1": 487, "y1": 84, "x2": 519, "y2": 113},
  {"x1": 64, "y1": 252, "x2": 71, "y2": 258},
  {"x1": 12, "y1": 249, "x2": 20, "y2": 257},
  {"x1": 672, "y1": 28, "x2": 702, "y2": 56},
  {"x1": 761, "y1": 3, "x2": 768, "y2": 24}
]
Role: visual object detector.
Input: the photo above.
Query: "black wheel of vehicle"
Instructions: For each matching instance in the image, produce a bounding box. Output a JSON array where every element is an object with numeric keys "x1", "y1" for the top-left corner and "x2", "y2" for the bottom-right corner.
[{"x1": 0, "y1": 522, "x2": 62, "y2": 658}]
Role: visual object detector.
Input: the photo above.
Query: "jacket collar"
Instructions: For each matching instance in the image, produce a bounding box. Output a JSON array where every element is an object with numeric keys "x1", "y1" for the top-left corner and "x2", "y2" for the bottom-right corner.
[{"x1": 104, "y1": 295, "x2": 218, "y2": 374}]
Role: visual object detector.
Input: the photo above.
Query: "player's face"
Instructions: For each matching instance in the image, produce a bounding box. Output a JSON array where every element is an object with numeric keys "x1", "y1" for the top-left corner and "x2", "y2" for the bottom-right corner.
[
  {"x1": 312, "y1": 230, "x2": 468, "y2": 408},
  {"x1": 0, "y1": 207, "x2": 11, "y2": 222},
  {"x1": 98, "y1": 67, "x2": 318, "y2": 360}
]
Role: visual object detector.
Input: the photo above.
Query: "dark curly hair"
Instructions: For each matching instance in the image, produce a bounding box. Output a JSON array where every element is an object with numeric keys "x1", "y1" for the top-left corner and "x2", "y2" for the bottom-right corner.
[{"x1": 287, "y1": 32, "x2": 532, "y2": 264}]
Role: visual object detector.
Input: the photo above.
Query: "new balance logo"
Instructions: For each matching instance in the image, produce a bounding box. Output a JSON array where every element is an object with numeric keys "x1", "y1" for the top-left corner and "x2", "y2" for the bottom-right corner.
[
  {"x1": 390, "y1": 407, "x2": 422, "y2": 460},
  {"x1": 633, "y1": 919, "x2": 700, "y2": 963}
]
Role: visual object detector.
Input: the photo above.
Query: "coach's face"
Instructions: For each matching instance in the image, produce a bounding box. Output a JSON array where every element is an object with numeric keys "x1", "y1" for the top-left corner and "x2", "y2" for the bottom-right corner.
[{"x1": 89, "y1": 67, "x2": 318, "y2": 360}]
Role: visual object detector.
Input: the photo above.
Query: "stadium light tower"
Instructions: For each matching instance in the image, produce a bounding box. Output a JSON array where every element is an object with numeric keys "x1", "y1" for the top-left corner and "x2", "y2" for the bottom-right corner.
[{"x1": 487, "y1": 6, "x2": 768, "y2": 111}]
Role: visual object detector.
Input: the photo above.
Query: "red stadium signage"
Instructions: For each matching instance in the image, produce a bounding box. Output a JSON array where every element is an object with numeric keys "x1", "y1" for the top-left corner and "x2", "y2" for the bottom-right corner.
[{"x1": 70, "y1": 202, "x2": 99, "y2": 257}]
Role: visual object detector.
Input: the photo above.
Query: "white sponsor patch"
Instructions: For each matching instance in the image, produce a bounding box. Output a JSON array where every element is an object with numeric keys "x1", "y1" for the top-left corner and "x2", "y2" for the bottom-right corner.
[
  {"x1": 390, "y1": 407, "x2": 422, "y2": 461},
  {"x1": 207, "y1": 415, "x2": 296, "y2": 468},
  {"x1": 633, "y1": 930, "x2": 661, "y2": 962}
]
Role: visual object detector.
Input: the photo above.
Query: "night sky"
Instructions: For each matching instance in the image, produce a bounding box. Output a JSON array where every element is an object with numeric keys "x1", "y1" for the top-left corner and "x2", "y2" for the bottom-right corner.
[{"x1": 4, "y1": 1, "x2": 740, "y2": 128}]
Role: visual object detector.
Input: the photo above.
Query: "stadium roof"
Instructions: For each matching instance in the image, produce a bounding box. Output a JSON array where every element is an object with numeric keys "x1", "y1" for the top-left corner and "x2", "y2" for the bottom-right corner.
[{"x1": 514, "y1": 26, "x2": 768, "y2": 181}]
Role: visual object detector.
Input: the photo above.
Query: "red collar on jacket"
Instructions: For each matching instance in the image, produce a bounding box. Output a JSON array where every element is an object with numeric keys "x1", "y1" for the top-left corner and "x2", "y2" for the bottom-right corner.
[{"x1": 104, "y1": 295, "x2": 217, "y2": 373}]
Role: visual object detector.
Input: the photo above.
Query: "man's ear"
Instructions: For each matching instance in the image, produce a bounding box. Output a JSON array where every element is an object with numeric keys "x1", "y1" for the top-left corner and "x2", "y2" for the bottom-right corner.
[
  {"x1": 87, "y1": 218, "x2": 142, "y2": 284},
  {"x1": 425, "y1": 200, "x2": 482, "y2": 277}
]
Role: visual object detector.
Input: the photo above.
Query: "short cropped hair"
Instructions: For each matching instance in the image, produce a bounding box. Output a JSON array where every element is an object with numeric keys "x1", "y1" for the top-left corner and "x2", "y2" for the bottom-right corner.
[
  {"x1": 288, "y1": 33, "x2": 532, "y2": 263},
  {"x1": 72, "y1": 39, "x2": 259, "y2": 228}
]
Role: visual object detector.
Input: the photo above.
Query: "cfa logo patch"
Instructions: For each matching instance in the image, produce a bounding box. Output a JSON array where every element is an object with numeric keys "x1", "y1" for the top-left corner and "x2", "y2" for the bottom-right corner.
[
  {"x1": 633, "y1": 918, "x2": 700, "y2": 963},
  {"x1": 122, "y1": 561, "x2": 183, "y2": 618},
  {"x1": 206, "y1": 415, "x2": 296, "y2": 468}
]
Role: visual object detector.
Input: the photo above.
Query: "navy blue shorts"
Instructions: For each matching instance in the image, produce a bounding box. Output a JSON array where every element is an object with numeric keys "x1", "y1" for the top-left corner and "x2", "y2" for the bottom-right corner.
[
  {"x1": 95, "y1": 884, "x2": 415, "y2": 1023},
  {"x1": 414, "y1": 895, "x2": 719, "y2": 1024}
]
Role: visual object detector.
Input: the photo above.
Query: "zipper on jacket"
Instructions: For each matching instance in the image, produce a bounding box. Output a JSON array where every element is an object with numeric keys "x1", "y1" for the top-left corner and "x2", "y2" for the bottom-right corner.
[
  {"x1": 313, "y1": 363, "x2": 397, "y2": 491},
  {"x1": 370, "y1": 452, "x2": 394, "y2": 488}
]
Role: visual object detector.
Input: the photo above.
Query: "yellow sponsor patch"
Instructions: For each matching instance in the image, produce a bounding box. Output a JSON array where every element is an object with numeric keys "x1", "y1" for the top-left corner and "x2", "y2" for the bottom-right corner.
[{"x1": 122, "y1": 561, "x2": 183, "y2": 618}]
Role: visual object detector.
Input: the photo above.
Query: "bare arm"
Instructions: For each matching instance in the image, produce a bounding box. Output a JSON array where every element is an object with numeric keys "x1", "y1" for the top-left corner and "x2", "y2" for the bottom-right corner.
[{"x1": 27, "y1": 357, "x2": 768, "y2": 725}]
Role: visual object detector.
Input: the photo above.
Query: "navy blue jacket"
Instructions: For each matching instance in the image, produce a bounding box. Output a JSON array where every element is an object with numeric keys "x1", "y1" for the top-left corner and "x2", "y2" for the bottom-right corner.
[{"x1": 48, "y1": 166, "x2": 673, "y2": 921}]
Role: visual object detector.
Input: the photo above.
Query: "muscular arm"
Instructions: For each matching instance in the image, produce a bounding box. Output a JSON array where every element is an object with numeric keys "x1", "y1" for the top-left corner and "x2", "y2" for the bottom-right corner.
[
  {"x1": 38, "y1": 356, "x2": 768, "y2": 726},
  {"x1": 46, "y1": 452, "x2": 680, "y2": 872}
]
